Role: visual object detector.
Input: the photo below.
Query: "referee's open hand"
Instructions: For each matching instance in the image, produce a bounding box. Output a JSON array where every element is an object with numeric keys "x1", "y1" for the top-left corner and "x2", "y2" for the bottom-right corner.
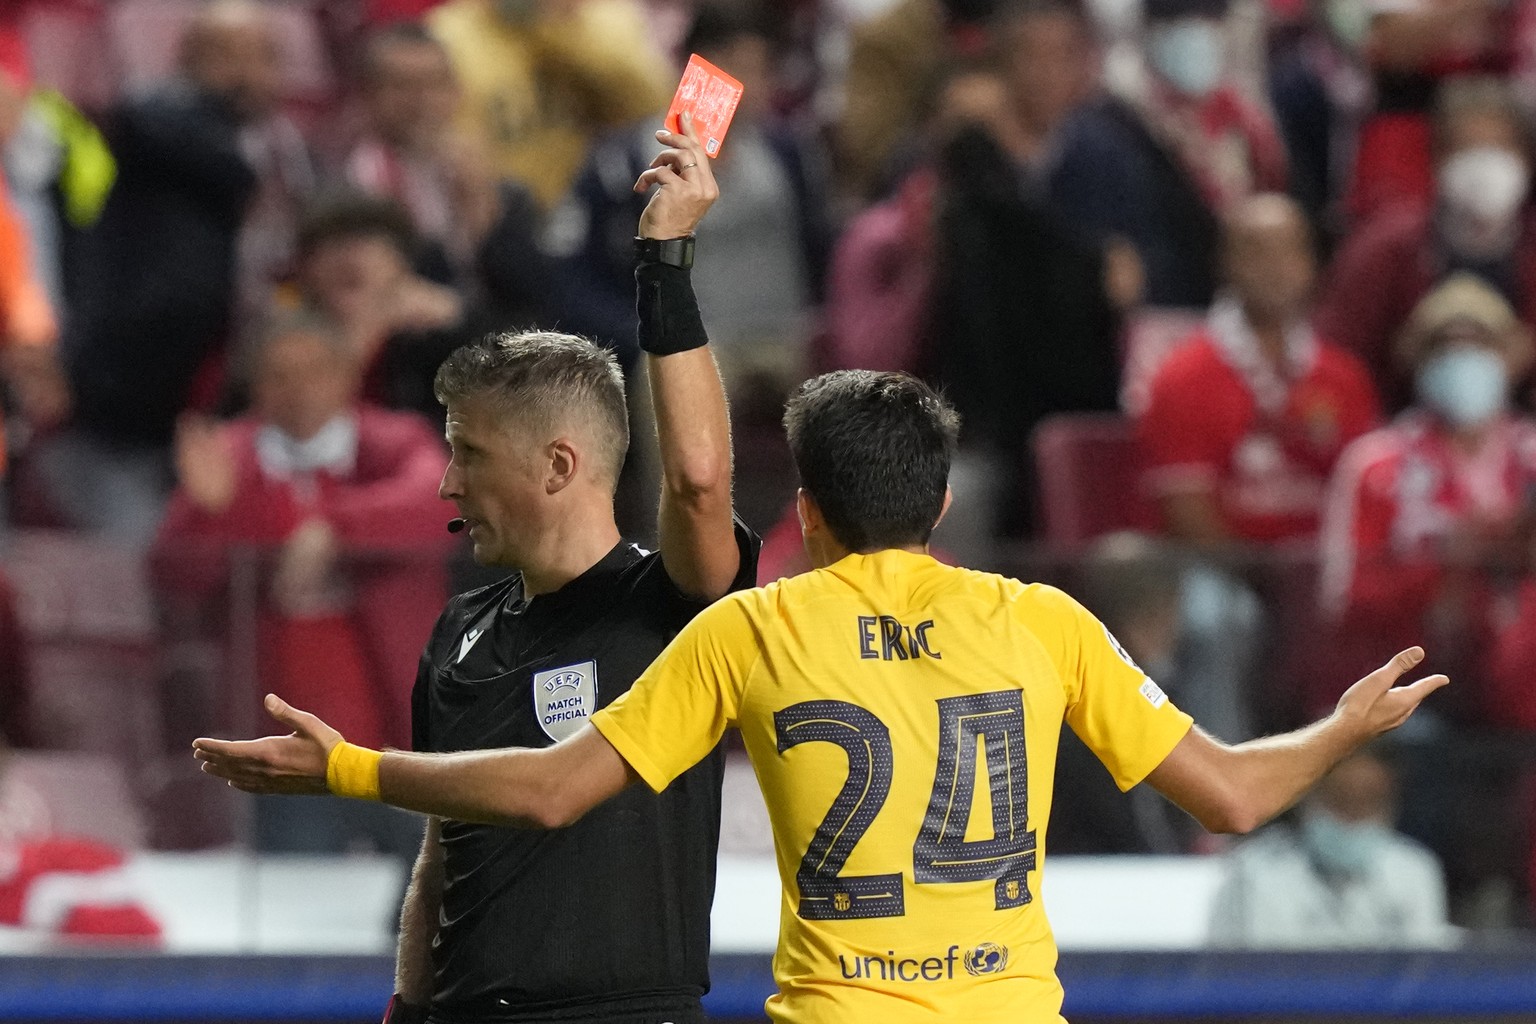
[
  {"x1": 634, "y1": 111, "x2": 719, "y2": 240},
  {"x1": 192, "y1": 694, "x2": 342, "y2": 796}
]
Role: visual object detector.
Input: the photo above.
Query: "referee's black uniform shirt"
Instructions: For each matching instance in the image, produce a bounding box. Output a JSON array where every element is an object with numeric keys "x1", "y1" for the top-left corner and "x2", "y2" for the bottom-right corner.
[{"x1": 412, "y1": 521, "x2": 759, "y2": 1024}]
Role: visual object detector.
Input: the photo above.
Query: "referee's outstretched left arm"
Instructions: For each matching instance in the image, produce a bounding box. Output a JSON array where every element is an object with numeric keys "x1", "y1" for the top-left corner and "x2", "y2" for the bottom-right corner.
[
  {"x1": 196, "y1": 695, "x2": 634, "y2": 829},
  {"x1": 633, "y1": 113, "x2": 740, "y2": 601}
]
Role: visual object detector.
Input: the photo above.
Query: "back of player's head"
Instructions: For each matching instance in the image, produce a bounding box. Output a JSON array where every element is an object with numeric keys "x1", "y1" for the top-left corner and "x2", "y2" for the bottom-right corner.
[
  {"x1": 434, "y1": 332, "x2": 630, "y2": 489},
  {"x1": 783, "y1": 371, "x2": 960, "y2": 552}
]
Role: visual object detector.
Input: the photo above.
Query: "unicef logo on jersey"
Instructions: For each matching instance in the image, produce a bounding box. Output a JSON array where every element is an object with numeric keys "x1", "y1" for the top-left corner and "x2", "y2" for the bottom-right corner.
[
  {"x1": 533, "y1": 660, "x2": 597, "y2": 742},
  {"x1": 963, "y1": 942, "x2": 1009, "y2": 977}
]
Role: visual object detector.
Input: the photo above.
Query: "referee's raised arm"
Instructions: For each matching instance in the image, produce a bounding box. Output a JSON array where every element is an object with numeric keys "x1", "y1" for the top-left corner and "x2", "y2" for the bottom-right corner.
[{"x1": 632, "y1": 113, "x2": 741, "y2": 601}]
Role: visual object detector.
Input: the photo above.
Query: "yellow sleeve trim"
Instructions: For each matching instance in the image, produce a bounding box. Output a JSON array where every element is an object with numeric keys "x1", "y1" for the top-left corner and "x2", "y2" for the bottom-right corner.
[
  {"x1": 326, "y1": 742, "x2": 383, "y2": 801},
  {"x1": 590, "y1": 711, "x2": 671, "y2": 795}
]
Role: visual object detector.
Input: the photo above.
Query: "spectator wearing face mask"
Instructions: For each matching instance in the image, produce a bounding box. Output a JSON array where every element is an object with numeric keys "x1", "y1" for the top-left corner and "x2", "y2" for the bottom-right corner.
[
  {"x1": 1048, "y1": 0, "x2": 1288, "y2": 307},
  {"x1": 1208, "y1": 748, "x2": 1452, "y2": 947},
  {"x1": 1320, "y1": 274, "x2": 1536, "y2": 716},
  {"x1": 1344, "y1": 0, "x2": 1523, "y2": 220},
  {"x1": 1317, "y1": 76, "x2": 1536, "y2": 409}
]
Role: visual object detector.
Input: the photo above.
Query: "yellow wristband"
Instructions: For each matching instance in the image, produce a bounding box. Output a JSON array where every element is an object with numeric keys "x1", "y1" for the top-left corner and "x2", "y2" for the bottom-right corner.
[{"x1": 326, "y1": 742, "x2": 383, "y2": 801}]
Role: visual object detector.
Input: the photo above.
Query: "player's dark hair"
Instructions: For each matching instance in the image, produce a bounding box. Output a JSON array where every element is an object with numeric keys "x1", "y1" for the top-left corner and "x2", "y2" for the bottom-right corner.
[
  {"x1": 297, "y1": 190, "x2": 418, "y2": 260},
  {"x1": 783, "y1": 370, "x2": 960, "y2": 552},
  {"x1": 434, "y1": 332, "x2": 630, "y2": 489}
]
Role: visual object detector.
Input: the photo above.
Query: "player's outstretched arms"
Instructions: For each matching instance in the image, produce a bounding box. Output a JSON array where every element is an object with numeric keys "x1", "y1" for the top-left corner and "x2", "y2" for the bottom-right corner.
[
  {"x1": 193, "y1": 695, "x2": 638, "y2": 828},
  {"x1": 1145, "y1": 647, "x2": 1448, "y2": 835}
]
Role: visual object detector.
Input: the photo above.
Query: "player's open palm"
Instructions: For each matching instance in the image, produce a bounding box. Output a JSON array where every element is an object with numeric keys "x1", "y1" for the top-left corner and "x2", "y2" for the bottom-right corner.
[
  {"x1": 192, "y1": 695, "x2": 343, "y2": 796},
  {"x1": 1334, "y1": 647, "x2": 1450, "y2": 739}
]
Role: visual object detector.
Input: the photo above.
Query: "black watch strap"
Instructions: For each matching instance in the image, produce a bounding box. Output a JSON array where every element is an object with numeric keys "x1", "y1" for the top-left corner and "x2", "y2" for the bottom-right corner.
[{"x1": 634, "y1": 235, "x2": 695, "y2": 269}]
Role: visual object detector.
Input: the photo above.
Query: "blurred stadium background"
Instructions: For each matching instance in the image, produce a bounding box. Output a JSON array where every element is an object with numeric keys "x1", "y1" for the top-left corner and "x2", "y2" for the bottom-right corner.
[{"x1": 4, "y1": 0, "x2": 1536, "y2": 1020}]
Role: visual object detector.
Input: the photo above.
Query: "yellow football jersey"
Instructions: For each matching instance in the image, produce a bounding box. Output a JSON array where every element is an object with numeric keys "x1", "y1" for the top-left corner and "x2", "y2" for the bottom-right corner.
[{"x1": 592, "y1": 549, "x2": 1193, "y2": 1024}]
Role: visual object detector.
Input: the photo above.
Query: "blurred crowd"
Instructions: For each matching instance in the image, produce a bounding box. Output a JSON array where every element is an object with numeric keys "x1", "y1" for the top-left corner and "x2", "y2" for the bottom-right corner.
[{"x1": 1, "y1": 0, "x2": 1536, "y2": 943}]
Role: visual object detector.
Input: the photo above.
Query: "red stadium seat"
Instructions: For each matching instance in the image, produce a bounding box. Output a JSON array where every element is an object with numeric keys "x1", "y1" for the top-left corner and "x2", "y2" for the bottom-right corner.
[{"x1": 1032, "y1": 413, "x2": 1159, "y2": 548}]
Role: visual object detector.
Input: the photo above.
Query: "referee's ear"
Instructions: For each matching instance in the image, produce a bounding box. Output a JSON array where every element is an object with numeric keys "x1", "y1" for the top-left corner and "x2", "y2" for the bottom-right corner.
[{"x1": 545, "y1": 437, "x2": 580, "y2": 494}]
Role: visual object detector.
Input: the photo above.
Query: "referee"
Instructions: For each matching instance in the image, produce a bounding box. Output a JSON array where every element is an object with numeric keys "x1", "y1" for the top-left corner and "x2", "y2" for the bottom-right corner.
[{"x1": 387, "y1": 118, "x2": 754, "y2": 1024}]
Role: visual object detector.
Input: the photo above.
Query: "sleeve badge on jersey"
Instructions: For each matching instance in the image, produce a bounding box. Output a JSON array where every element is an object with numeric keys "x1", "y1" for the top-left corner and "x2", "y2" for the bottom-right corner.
[
  {"x1": 1139, "y1": 678, "x2": 1169, "y2": 709},
  {"x1": 533, "y1": 661, "x2": 598, "y2": 742},
  {"x1": 1102, "y1": 624, "x2": 1143, "y2": 672}
]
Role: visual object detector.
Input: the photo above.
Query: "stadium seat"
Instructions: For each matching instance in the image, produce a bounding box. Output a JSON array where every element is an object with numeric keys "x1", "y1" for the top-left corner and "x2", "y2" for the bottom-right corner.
[
  {"x1": 1032, "y1": 413, "x2": 1159, "y2": 548},
  {"x1": 0, "y1": 530, "x2": 160, "y2": 760}
]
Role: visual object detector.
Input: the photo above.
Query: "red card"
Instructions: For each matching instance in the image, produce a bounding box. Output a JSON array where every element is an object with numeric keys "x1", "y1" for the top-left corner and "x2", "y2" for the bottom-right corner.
[{"x1": 665, "y1": 54, "x2": 744, "y2": 159}]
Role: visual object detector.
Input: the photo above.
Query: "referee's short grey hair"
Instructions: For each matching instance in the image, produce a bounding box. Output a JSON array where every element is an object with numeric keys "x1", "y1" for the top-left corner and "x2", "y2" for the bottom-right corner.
[{"x1": 434, "y1": 332, "x2": 630, "y2": 489}]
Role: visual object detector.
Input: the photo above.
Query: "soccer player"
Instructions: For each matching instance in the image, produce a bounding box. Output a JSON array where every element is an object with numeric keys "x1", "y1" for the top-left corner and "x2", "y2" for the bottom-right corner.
[
  {"x1": 196, "y1": 372, "x2": 1447, "y2": 1024},
  {"x1": 326, "y1": 118, "x2": 755, "y2": 1024}
]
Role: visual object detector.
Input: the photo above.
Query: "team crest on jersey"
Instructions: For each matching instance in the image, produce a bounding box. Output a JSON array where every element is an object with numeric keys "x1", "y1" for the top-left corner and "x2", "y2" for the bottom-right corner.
[
  {"x1": 963, "y1": 942, "x2": 1009, "y2": 976},
  {"x1": 1103, "y1": 624, "x2": 1142, "y2": 672},
  {"x1": 533, "y1": 661, "x2": 597, "y2": 742}
]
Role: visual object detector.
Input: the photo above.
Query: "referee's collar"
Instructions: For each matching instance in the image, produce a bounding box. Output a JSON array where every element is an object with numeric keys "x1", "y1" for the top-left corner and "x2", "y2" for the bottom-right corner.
[{"x1": 513, "y1": 539, "x2": 646, "y2": 612}]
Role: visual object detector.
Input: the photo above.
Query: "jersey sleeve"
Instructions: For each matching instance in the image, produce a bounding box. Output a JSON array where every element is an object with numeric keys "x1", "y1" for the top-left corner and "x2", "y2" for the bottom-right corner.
[
  {"x1": 1039, "y1": 586, "x2": 1194, "y2": 791},
  {"x1": 591, "y1": 593, "x2": 762, "y2": 793}
]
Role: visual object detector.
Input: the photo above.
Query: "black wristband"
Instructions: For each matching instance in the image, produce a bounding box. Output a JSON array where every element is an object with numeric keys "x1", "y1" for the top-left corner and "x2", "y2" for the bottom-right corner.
[
  {"x1": 635, "y1": 261, "x2": 709, "y2": 356},
  {"x1": 382, "y1": 994, "x2": 430, "y2": 1024},
  {"x1": 634, "y1": 234, "x2": 695, "y2": 269}
]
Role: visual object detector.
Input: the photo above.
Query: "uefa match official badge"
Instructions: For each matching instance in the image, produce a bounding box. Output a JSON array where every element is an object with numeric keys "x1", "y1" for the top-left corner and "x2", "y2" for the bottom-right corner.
[{"x1": 533, "y1": 661, "x2": 598, "y2": 742}]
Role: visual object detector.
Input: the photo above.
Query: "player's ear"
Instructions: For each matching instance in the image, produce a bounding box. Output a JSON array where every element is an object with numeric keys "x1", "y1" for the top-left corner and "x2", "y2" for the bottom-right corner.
[
  {"x1": 932, "y1": 486, "x2": 954, "y2": 530},
  {"x1": 546, "y1": 437, "x2": 579, "y2": 494},
  {"x1": 796, "y1": 488, "x2": 826, "y2": 537}
]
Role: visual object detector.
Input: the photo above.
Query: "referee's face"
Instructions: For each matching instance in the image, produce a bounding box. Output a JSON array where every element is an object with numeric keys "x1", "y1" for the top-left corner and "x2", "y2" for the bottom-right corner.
[{"x1": 441, "y1": 397, "x2": 546, "y2": 568}]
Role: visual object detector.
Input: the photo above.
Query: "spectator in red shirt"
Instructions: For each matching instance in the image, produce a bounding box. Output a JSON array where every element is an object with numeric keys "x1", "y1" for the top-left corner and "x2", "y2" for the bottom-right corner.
[
  {"x1": 1317, "y1": 76, "x2": 1536, "y2": 408},
  {"x1": 1321, "y1": 273, "x2": 1536, "y2": 723},
  {"x1": 153, "y1": 314, "x2": 453, "y2": 753},
  {"x1": 1140, "y1": 192, "x2": 1381, "y2": 547}
]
